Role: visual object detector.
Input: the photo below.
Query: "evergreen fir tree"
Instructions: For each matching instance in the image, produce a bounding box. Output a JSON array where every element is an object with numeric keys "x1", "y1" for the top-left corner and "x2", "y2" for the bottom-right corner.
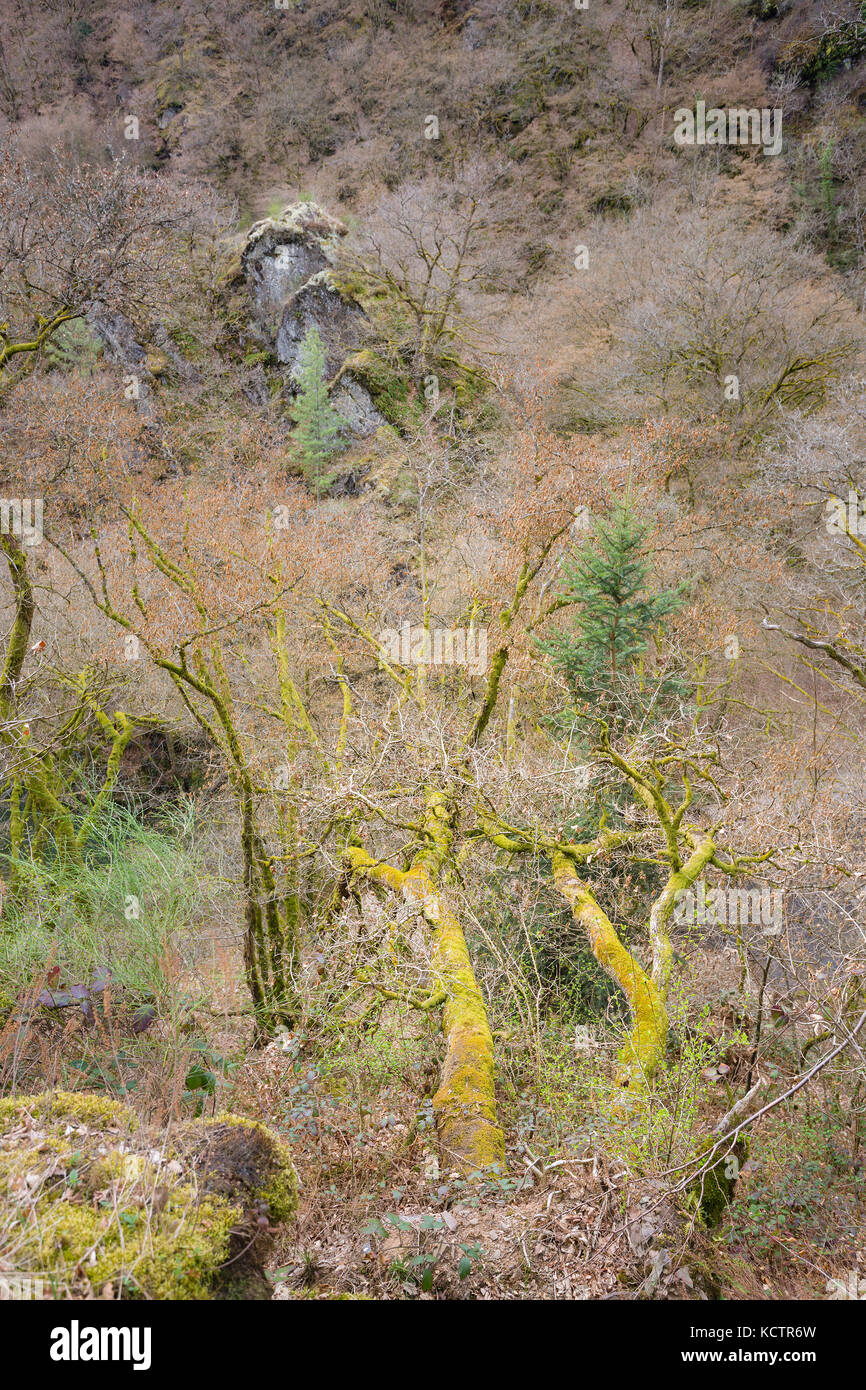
[
  {"x1": 289, "y1": 325, "x2": 344, "y2": 496},
  {"x1": 538, "y1": 502, "x2": 688, "y2": 731}
]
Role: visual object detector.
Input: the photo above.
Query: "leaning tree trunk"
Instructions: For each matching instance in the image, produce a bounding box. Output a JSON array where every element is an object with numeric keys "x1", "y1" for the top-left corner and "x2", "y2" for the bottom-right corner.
[
  {"x1": 550, "y1": 851, "x2": 669, "y2": 1090},
  {"x1": 548, "y1": 831, "x2": 717, "y2": 1092},
  {"x1": 345, "y1": 791, "x2": 505, "y2": 1175}
]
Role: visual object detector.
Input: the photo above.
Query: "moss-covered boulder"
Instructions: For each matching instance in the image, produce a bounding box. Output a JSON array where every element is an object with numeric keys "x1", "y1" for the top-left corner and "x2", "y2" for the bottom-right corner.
[{"x1": 0, "y1": 1091, "x2": 297, "y2": 1300}]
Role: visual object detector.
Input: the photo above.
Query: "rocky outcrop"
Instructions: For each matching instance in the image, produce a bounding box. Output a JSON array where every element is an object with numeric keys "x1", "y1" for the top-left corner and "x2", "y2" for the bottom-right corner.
[
  {"x1": 242, "y1": 204, "x2": 339, "y2": 326},
  {"x1": 232, "y1": 201, "x2": 386, "y2": 437},
  {"x1": 84, "y1": 304, "x2": 200, "y2": 419}
]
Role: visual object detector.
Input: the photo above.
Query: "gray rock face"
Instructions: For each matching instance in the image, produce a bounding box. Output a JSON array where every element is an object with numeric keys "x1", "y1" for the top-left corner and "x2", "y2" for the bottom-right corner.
[
  {"x1": 87, "y1": 303, "x2": 146, "y2": 367},
  {"x1": 331, "y1": 374, "x2": 388, "y2": 437},
  {"x1": 275, "y1": 272, "x2": 361, "y2": 381},
  {"x1": 238, "y1": 202, "x2": 385, "y2": 438},
  {"x1": 241, "y1": 203, "x2": 346, "y2": 334},
  {"x1": 245, "y1": 236, "x2": 330, "y2": 327},
  {"x1": 157, "y1": 104, "x2": 183, "y2": 130},
  {"x1": 85, "y1": 302, "x2": 156, "y2": 420}
]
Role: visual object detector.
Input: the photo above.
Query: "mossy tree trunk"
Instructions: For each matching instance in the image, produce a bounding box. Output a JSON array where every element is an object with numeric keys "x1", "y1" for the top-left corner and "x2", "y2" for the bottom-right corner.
[
  {"x1": 71, "y1": 516, "x2": 306, "y2": 1041},
  {"x1": 480, "y1": 795, "x2": 735, "y2": 1096},
  {"x1": 345, "y1": 790, "x2": 505, "y2": 1175},
  {"x1": 551, "y1": 851, "x2": 669, "y2": 1090}
]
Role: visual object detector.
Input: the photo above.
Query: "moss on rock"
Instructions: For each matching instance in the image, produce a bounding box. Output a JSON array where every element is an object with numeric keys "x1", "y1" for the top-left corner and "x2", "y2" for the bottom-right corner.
[
  {"x1": 0, "y1": 1091, "x2": 297, "y2": 1300},
  {"x1": 0, "y1": 1090, "x2": 137, "y2": 1132},
  {"x1": 343, "y1": 350, "x2": 417, "y2": 429},
  {"x1": 197, "y1": 1112, "x2": 299, "y2": 1224}
]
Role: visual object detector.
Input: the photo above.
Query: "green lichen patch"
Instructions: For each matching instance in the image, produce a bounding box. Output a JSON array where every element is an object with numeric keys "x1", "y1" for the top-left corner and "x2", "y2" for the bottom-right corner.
[{"x1": 342, "y1": 350, "x2": 418, "y2": 429}]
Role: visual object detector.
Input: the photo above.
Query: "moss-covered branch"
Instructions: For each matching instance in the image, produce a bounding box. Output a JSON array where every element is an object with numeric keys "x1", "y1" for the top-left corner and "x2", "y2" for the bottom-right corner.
[
  {"x1": 345, "y1": 791, "x2": 505, "y2": 1174},
  {"x1": 550, "y1": 852, "x2": 668, "y2": 1090}
]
